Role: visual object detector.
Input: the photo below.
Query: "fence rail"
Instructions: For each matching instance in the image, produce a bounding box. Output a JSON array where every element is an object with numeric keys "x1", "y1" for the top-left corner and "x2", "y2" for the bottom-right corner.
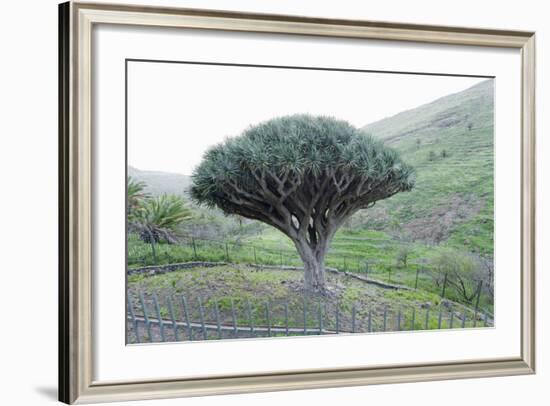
[{"x1": 127, "y1": 290, "x2": 493, "y2": 344}]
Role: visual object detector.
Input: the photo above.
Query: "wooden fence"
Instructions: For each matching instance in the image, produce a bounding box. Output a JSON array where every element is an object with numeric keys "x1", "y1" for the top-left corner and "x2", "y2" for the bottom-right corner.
[{"x1": 127, "y1": 290, "x2": 492, "y2": 344}]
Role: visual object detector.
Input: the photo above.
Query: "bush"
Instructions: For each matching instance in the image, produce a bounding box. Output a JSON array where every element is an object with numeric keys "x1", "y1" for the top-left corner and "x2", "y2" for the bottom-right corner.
[
  {"x1": 431, "y1": 248, "x2": 486, "y2": 303},
  {"x1": 395, "y1": 246, "x2": 411, "y2": 268}
]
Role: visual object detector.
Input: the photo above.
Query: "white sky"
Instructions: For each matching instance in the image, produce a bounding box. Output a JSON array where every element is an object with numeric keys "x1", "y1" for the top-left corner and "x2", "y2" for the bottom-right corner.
[{"x1": 128, "y1": 62, "x2": 485, "y2": 176}]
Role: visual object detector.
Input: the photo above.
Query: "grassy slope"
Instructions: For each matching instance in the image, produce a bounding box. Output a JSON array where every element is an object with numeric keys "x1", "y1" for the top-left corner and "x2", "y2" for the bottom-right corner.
[
  {"x1": 362, "y1": 79, "x2": 494, "y2": 255},
  {"x1": 127, "y1": 265, "x2": 482, "y2": 337},
  {"x1": 128, "y1": 226, "x2": 493, "y2": 312}
]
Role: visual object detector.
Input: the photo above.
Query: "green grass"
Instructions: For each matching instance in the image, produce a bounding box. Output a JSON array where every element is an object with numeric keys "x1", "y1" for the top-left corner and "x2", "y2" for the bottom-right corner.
[
  {"x1": 127, "y1": 265, "x2": 488, "y2": 335},
  {"x1": 128, "y1": 227, "x2": 493, "y2": 315}
]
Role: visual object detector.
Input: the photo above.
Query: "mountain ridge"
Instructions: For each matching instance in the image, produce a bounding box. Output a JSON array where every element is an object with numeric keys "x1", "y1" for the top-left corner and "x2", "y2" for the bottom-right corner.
[{"x1": 128, "y1": 166, "x2": 191, "y2": 197}]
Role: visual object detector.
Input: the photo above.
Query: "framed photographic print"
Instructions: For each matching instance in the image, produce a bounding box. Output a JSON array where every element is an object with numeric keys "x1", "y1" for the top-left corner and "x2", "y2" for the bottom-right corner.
[{"x1": 59, "y1": 1, "x2": 535, "y2": 404}]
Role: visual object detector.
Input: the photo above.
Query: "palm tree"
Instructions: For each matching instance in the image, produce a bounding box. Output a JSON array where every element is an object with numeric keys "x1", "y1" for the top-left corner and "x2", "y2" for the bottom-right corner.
[
  {"x1": 135, "y1": 194, "x2": 193, "y2": 244},
  {"x1": 127, "y1": 177, "x2": 150, "y2": 219},
  {"x1": 132, "y1": 194, "x2": 193, "y2": 264},
  {"x1": 127, "y1": 177, "x2": 192, "y2": 264}
]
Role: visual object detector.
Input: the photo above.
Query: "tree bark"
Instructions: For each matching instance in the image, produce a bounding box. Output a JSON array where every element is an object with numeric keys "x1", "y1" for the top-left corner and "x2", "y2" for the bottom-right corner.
[
  {"x1": 294, "y1": 238, "x2": 329, "y2": 293},
  {"x1": 144, "y1": 226, "x2": 158, "y2": 265}
]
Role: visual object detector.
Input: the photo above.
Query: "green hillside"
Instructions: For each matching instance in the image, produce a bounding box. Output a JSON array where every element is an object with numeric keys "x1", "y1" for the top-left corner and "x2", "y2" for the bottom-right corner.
[
  {"x1": 361, "y1": 79, "x2": 494, "y2": 256},
  {"x1": 128, "y1": 166, "x2": 191, "y2": 197}
]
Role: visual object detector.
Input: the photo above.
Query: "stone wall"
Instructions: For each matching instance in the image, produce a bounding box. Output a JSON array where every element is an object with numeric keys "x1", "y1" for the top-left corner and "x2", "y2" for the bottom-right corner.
[
  {"x1": 127, "y1": 261, "x2": 410, "y2": 291},
  {"x1": 127, "y1": 261, "x2": 228, "y2": 276}
]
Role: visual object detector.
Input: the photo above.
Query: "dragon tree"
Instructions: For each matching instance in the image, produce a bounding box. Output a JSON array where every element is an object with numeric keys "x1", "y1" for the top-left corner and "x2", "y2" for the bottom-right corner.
[{"x1": 191, "y1": 115, "x2": 415, "y2": 292}]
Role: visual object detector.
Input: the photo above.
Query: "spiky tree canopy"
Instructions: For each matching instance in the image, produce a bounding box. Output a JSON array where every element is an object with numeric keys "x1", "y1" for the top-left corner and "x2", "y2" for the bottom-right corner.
[
  {"x1": 192, "y1": 114, "x2": 414, "y2": 232},
  {"x1": 191, "y1": 115, "x2": 414, "y2": 290}
]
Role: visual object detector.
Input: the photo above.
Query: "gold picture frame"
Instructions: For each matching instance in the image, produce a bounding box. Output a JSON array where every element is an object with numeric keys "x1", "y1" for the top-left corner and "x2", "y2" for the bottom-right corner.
[{"x1": 59, "y1": 1, "x2": 535, "y2": 403}]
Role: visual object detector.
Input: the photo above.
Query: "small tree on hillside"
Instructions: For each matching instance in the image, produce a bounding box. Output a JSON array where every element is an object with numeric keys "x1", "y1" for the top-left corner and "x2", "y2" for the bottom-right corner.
[
  {"x1": 432, "y1": 248, "x2": 483, "y2": 303},
  {"x1": 191, "y1": 115, "x2": 415, "y2": 292},
  {"x1": 395, "y1": 245, "x2": 412, "y2": 268}
]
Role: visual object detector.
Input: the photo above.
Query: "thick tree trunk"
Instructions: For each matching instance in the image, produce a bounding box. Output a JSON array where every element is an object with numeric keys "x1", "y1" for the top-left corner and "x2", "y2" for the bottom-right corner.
[
  {"x1": 294, "y1": 239, "x2": 329, "y2": 293},
  {"x1": 303, "y1": 254, "x2": 327, "y2": 292}
]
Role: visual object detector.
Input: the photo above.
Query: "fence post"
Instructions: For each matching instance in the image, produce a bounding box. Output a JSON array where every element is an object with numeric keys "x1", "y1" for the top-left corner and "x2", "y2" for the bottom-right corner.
[
  {"x1": 461, "y1": 311, "x2": 466, "y2": 328},
  {"x1": 166, "y1": 296, "x2": 179, "y2": 341},
  {"x1": 364, "y1": 262, "x2": 369, "y2": 280},
  {"x1": 483, "y1": 313, "x2": 488, "y2": 327},
  {"x1": 246, "y1": 300, "x2": 254, "y2": 336},
  {"x1": 414, "y1": 268, "x2": 420, "y2": 290},
  {"x1": 280, "y1": 251, "x2": 283, "y2": 268},
  {"x1": 253, "y1": 246, "x2": 257, "y2": 265},
  {"x1": 388, "y1": 268, "x2": 391, "y2": 283},
  {"x1": 352, "y1": 305, "x2": 357, "y2": 333},
  {"x1": 411, "y1": 308, "x2": 416, "y2": 330},
  {"x1": 441, "y1": 272, "x2": 448, "y2": 298},
  {"x1": 449, "y1": 307, "x2": 454, "y2": 329},
  {"x1": 318, "y1": 300, "x2": 323, "y2": 335},
  {"x1": 425, "y1": 306, "x2": 430, "y2": 330},
  {"x1": 303, "y1": 295, "x2": 308, "y2": 334},
  {"x1": 225, "y1": 243, "x2": 230, "y2": 262},
  {"x1": 397, "y1": 309, "x2": 402, "y2": 331},
  {"x1": 473, "y1": 280, "x2": 483, "y2": 327},
  {"x1": 192, "y1": 238, "x2": 197, "y2": 260},
  {"x1": 383, "y1": 306, "x2": 388, "y2": 332},
  {"x1": 335, "y1": 301, "x2": 340, "y2": 334},
  {"x1": 127, "y1": 295, "x2": 140, "y2": 344},
  {"x1": 139, "y1": 291, "x2": 152, "y2": 342},
  {"x1": 266, "y1": 302, "x2": 272, "y2": 337},
  {"x1": 437, "y1": 307, "x2": 443, "y2": 329},
  {"x1": 367, "y1": 309, "x2": 372, "y2": 333},
  {"x1": 214, "y1": 299, "x2": 222, "y2": 339},
  {"x1": 230, "y1": 298, "x2": 237, "y2": 338},
  {"x1": 343, "y1": 256, "x2": 347, "y2": 271},
  {"x1": 180, "y1": 295, "x2": 192, "y2": 341},
  {"x1": 284, "y1": 302, "x2": 289, "y2": 336},
  {"x1": 153, "y1": 294, "x2": 166, "y2": 342},
  {"x1": 198, "y1": 297, "x2": 207, "y2": 340}
]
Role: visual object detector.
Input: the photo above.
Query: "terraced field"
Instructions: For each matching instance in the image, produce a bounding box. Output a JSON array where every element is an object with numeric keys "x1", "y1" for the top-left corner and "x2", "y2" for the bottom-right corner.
[{"x1": 362, "y1": 79, "x2": 494, "y2": 255}]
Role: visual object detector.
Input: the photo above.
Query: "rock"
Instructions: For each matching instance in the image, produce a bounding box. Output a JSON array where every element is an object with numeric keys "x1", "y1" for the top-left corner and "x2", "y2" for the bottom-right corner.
[
  {"x1": 421, "y1": 302, "x2": 432, "y2": 309},
  {"x1": 441, "y1": 299, "x2": 452, "y2": 309}
]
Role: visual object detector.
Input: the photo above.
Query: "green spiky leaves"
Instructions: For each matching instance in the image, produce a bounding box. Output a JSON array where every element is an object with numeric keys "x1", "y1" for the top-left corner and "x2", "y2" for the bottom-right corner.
[{"x1": 191, "y1": 115, "x2": 414, "y2": 224}]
